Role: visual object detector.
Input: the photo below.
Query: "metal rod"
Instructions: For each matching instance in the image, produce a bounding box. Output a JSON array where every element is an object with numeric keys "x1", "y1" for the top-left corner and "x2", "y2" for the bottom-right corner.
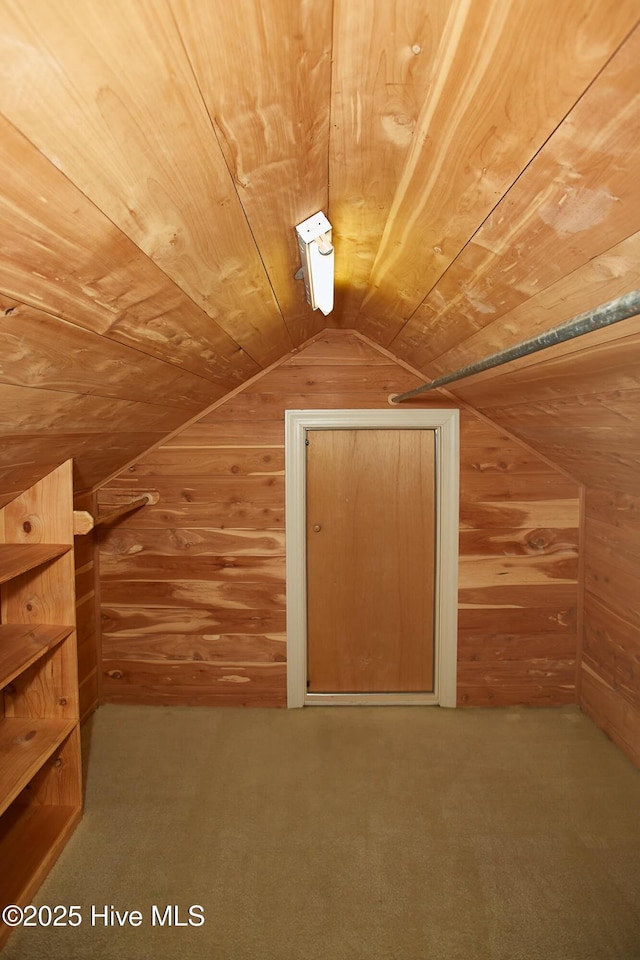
[{"x1": 390, "y1": 289, "x2": 640, "y2": 404}]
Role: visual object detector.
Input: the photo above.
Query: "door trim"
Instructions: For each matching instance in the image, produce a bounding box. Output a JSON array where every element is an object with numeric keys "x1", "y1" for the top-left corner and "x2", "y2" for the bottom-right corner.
[{"x1": 285, "y1": 409, "x2": 459, "y2": 708}]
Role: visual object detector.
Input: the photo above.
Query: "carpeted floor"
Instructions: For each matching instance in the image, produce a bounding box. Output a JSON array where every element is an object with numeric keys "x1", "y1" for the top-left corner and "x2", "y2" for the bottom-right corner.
[{"x1": 2, "y1": 704, "x2": 640, "y2": 960}]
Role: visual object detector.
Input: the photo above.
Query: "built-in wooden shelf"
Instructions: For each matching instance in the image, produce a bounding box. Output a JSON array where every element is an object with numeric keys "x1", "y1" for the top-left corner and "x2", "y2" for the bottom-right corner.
[
  {"x1": 0, "y1": 802, "x2": 82, "y2": 911},
  {"x1": 0, "y1": 624, "x2": 74, "y2": 689},
  {"x1": 0, "y1": 544, "x2": 71, "y2": 583},
  {"x1": 0, "y1": 461, "x2": 81, "y2": 948},
  {"x1": 0, "y1": 718, "x2": 76, "y2": 819}
]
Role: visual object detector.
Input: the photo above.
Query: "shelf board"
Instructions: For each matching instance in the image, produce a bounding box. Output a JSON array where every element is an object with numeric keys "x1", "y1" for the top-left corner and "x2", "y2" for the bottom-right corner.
[
  {"x1": 0, "y1": 544, "x2": 72, "y2": 584},
  {"x1": 0, "y1": 802, "x2": 81, "y2": 945},
  {"x1": 0, "y1": 718, "x2": 76, "y2": 818},
  {"x1": 0, "y1": 624, "x2": 74, "y2": 689}
]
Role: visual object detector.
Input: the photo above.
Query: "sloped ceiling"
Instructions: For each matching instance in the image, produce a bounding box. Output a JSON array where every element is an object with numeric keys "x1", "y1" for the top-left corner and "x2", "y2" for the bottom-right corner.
[{"x1": 0, "y1": 0, "x2": 639, "y2": 505}]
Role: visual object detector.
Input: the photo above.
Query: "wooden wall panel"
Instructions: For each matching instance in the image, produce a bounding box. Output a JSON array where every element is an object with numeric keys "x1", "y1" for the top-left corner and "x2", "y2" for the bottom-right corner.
[
  {"x1": 0, "y1": 121, "x2": 257, "y2": 506},
  {"x1": 0, "y1": 384, "x2": 199, "y2": 438},
  {"x1": 346, "y1": 2, "x2": 639, "y2": 341},
  {"x1": 170, "y1": 0, "x2": 332, "y2": 346},
  {"x1": 452, "y1": 325, "x2": 640, "y2": 495},
  {"x1": 0, "y1": 0, "x2": 290, "y2": 366},
  {"x1": 391, "y1": 26, "x2": 640, "y2": 362},
  {"x1": 581, "y1": 489, "x2": 640, "y2": 767},
  {"x1": 101, "y1": 662, "x2": 287, "y2": 708},
  {"x1": 0, "y1": 435, "x2": 170, "y2": 512},
  {"x1": 330, "y1": 0, "x2": 449, "y2": 321},
  {"x1": 98, "y1": 330, "x2": 579, "y2": 708},
  {"x1": 457, "y1": 418, "x2": 579, "y2": 705},
  {"x1": 408, "y1": 232, "x2": 640, "y2": 383},
  {"x1": 0, "y1": 297, "x2": 226, "y2": 410},
  {"x1": 437, "y1": 308, "x2": 639, "y2": 748},
  {"x1": 0, "y1": 119, "x2": 259, "y2": 385}
]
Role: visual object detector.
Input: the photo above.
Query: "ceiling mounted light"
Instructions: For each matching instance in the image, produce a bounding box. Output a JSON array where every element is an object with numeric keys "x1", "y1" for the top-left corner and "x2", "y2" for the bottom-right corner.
[{"x1": 295, "y1": 211, "x2": 334, "y2": 316}]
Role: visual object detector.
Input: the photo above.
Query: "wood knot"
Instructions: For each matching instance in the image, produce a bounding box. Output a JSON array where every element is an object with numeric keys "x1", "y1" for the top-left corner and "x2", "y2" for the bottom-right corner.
[
  {"x1": 13, "y1": 729, "x2": 36, "y2": 744},
  {"x1": 526, "y1": 537, "x2": 547, "y2": 550},
  {"x1": 23, "y1": 520, "x2": 32, "y2": 533}
]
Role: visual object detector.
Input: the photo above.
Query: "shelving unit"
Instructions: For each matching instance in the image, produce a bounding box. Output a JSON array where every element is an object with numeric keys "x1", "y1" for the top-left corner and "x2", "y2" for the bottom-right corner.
[{"x1": 0, "y1": 460, "x2": 82, "y2": 948}]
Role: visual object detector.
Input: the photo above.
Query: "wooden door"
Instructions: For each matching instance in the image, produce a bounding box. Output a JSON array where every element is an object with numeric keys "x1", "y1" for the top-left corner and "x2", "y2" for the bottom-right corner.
[{"x1": 306, "y1": 429, "x2": 436, "y2": 693}]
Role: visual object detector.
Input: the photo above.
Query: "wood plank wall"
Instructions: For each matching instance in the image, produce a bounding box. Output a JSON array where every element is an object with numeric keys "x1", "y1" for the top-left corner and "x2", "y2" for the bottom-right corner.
[
  {"x1": 97, "y1": 330, "x2": 579, "y2": 707},
  {"x1": 576, "y1": 492, "x2": 640, "y2": 767},
  {"x1": 448, "y1": 315, "x2": 640, "y2": 765},
  {"x1": 457, "y1": 417, "x2": 580, "y2": 706}
]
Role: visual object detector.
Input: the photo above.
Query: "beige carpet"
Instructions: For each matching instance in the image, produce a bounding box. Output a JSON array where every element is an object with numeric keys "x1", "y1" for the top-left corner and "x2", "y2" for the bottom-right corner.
[{"x1": 2, "y1": 704, "x2": 640, "y2": 960}]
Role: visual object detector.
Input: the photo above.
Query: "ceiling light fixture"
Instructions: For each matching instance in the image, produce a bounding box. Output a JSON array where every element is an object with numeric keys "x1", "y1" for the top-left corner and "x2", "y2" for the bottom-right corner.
[{"x1": 295, "y1": 211, "x2": 334, "y2": 315}]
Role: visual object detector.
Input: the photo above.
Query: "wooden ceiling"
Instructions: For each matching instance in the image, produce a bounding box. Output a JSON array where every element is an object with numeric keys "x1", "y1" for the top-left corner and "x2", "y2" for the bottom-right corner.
[{"x1": 1, "y1": 0, "x2": 639, "y2": 504}]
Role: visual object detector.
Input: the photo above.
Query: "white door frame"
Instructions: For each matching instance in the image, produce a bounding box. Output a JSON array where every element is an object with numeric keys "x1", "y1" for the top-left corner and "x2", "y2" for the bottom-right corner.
[{"x1": 285, "y1": 409, "x2": 459, "y2": 708}]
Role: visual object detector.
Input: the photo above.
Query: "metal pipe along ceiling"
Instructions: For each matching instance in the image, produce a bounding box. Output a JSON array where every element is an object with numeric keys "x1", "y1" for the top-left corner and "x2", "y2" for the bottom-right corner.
[{"x1": 389, "y1": 289, "x2": 640, "y2": 404}]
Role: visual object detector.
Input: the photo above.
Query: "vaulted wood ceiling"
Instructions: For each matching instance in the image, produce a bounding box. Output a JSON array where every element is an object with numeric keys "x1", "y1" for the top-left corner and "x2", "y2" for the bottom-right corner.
[{"x1": 1, "y1": 0, "x2": 639, "y2": 504}]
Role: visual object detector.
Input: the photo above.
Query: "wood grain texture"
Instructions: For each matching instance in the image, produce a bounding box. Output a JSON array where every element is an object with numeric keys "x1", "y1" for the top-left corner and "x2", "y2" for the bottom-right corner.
[
  {"x1": 306, "y1": 429, "x2": 436, "y2": 693},
  {"x1": 582, "y1": 597, "x2": 640, "y2": 709},
  {"x1": 124, "y1": 447, "x2": 285, "y2": 478},
  {"x1": 99, "y1": 330, "x2": 579, "y2": 707},
  {"x1": 0, "y1": 625, "x2": 71, "y2": 689},
  {"x1": 162, "y1": 421, "x2": 285, "y2": 447},
  {"x1": 456, "y1": 660, "x2": 576, "y2": 707},
  {"x1": 170, "y1": 0, "x2": 332, "y2": 346},
  {"x1": 0, "y1": 0, "x2": 290, "y2": 366},
  {"x1": 101, "y1": 661, "x2": 286, "y2": 707},
  {"x1": 581, "y1": 670, "x2": 640, "y2": 769},
  {"x1": 0, "y1": 296, "x2": 221, "y2": 410},
  {"x1": 0, "y1": 114, "x2": 257, "y2": 505},
  {"x1": 24, "y1": 726, "x2": 81, "y2": 807},
  {"x1": 74, "y1": 491, "x2": 99, "y2": 722},
  {"x1": 350, "y1": 1, "x2": 640, "y2": 340},
  {"x1": 330, "y1": 0, "x2": 449, "y2": 322},
  {"x1": 99, "y1": 477, "x2": 286, "y2": 529},
  {"x1": 0, "y1": 719, "x2": 76, "y2": 817},
  {"x1": 101, "y1": 633, "x2": 286, "y2": 664},
  {"x1": 0, "y1": 118, "x2": 259, "y2": 385},
  {"x1": 406, "y1": 232, "x2": 640, "y2": 381},
  {"x1": 1, "y1": 461, "x2": 79, "y2": 722},
  {"x1": 99, "y1": 527, "x2": 286, "y2": 559},
  {"x1": 0, "y1": 545, "x2": 70, "y2": 583},
  {"x1": 578, "y1": 489, "x2": 640, "y2": 768},
  {"x1": 0, "y1": 435, "x2": 170, "y2": 508},
  {"x1": 452, "y1": 334, "x2": 640, "y2": 409},
  {"x1": 0, "y1": 383, "x2": 200, "y2": 437},
  {"x1": 391, "y1": 23, "x2": 640, "y2": 359},
  {"x1": 0, "y1": 802, "x2": 82, "y2": 951},
  {"x1": 457, "y1": 412, "x2": 580, "y2": 708},
  {"x1": 0, "y1": 460, "x2": 82, "y2": 942},
  {"x1": 101, "y1": 606, "x2": 286, "y2": 638},
  {"x1": 452, "y1": 330, "x2": 640, "y2": 494}
]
